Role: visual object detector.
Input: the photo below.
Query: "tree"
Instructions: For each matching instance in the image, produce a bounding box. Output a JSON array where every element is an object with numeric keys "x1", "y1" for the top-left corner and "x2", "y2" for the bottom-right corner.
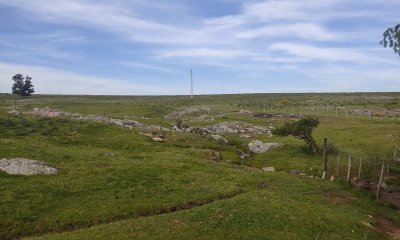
[
  {"x1": 272, "y1": 117, "x2": 320, "y2": 154},
  {"x1": 380, "y1": 24, "x2": 400, "y2": 56},
  {"x1": 12, "y1": 74, "x2": 35, "y2": 97}
]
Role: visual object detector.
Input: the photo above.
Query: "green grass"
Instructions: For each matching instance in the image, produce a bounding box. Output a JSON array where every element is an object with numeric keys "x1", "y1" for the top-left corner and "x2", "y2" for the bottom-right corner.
[{"x1": 0, "y1": 93, "x2": 399, "y2": 239}]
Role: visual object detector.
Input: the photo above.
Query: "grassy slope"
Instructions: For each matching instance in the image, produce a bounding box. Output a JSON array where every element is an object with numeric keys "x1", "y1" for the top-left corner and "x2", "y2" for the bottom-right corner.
[
  {"x1": 0, "y1": 93, "x2": 399, "y2": 239},
  {"x1": 29, "y1": 179, "x2": 395, "y2": 240}
]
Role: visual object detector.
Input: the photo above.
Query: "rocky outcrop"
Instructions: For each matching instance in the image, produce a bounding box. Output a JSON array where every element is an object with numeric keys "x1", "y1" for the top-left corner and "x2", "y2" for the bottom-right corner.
[
  {"x1": 28, "y1": 108, "x2": 169, "y2": 132},
  {"x1": 0, "y1": 158, "x2": 58, "y2": 175},
  {"x1": 165, "y1": 107, "x2": 211, "y2": 120},
  {"x1": 199, "y1": 121, "x2": 272, "y2": 135},
  {"x1": 211, "y1": 135, "x2": 228, "y2": 144},
  {"x1": 248, "y1": 141, "x2": 282, "y2": 153}
]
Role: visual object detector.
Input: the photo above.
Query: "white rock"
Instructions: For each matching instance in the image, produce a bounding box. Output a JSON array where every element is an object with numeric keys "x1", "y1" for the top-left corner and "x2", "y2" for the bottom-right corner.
[
  {"x1": 248, "y1": 141, "x2": 283, "y2": 153},
  {"x1": 211, "y1": 135, "x2": 228, "y2": 144},
  {"x1": 262, "y1": 166, "x2": 275, "y2": 172},
  {"x1": 0, "y1": 158, "x2": 58, "y2": 175},
  {"x1": 152, "y1": 137, "x2": 163, "y2": 142}
]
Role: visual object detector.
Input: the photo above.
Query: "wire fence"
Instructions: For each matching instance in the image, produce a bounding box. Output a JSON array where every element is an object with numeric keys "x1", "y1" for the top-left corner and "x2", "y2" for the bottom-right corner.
[{"x1": 321, "y1": 143, "x2": 399, "y2": 199}]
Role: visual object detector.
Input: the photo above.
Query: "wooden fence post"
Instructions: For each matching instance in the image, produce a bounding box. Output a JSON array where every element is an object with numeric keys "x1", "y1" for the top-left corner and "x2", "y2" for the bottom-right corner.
[
  {"x1": 322, "y1": 138, "x2": 328, "y2": 179},
  {"x1": 346, "y1": 155, "x2": 352, "y2": 183},
  {"x1": 376, "y1": 164, "x2": 385, "y2": 200},
  {"x1": 358, "y1": 158, "x2": 362, "y2": 179},
  {"x1": 336, "y1": 155, "x2": 340, "y2": 176}
]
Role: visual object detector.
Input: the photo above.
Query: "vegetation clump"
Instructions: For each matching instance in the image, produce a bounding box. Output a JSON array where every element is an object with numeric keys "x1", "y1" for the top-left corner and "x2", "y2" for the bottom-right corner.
[{"x1": 272, "y1": 117, "x2": 319, "y2": 154}]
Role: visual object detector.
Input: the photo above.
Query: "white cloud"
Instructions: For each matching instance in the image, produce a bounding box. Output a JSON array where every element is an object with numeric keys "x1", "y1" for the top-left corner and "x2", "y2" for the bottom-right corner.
[
  {"x1": 236, "y1": 23, "x2": 338, "y2": 41},
  {"x1": 120, "y1": 62, "x2": 178, "y2": 73},
  {"x1": 269, "y1": 43, "x2": 371, "y2": 62},
  {"x1": 0, "y1": 62, "x2": 185, "y2": 95},
  {"x1": 155, "y1": 48, "x2": 251, "y2": 59}
]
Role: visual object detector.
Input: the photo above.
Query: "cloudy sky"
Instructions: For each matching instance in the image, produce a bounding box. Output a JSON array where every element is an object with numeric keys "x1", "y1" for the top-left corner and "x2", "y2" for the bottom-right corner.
[{"x1": 0, "y1": 0, "x2": 399, "y2": 95}]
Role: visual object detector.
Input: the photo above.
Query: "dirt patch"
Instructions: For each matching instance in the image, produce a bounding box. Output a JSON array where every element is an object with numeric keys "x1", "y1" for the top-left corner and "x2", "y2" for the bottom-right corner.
[
  {"x1": 377, "y1": 216, "x2": 400, "y2": 239},
  {"x1": 323, "y1": 192, "x2": 356, "y2": 206},
  {"x1": 0, "y1": 158, "x2": 58, "y2": 175},
  {"x1": 379, "y1": 191, "x2": 400, "y2": 209}
]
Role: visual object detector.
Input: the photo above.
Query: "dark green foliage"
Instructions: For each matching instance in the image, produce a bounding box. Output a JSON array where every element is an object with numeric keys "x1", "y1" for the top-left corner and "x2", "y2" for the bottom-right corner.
[
  {"x1": 272, "y1": 117, "x2": 320, "y2": 154},
  {"x1": 11, "y1": 74, "x2": 35, "y2": 97},
  {"x1": 380, "y1": 24, "x2": 400, "y2": 56}
]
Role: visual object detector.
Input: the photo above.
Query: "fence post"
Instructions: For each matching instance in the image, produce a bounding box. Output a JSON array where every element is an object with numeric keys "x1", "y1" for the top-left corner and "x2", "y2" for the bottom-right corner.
[
  {"x1": 322, "y1": 138, "x2": 328, "y2": 179},
  {"x1": 394, "y1": 145, "x2": 397, "y2": 162},
  {"x1": 358, "y1": 158, "x2": 362, "y2": 179},
  {"x1": 346, "y1": 155, "x2": 352, "y2": 183},
  {"x1": 376, "y1": 164, "x2": 385, "y2": 200},
  {"x1": 336, "y1": 155, "x2": 340, "y2": 176}
]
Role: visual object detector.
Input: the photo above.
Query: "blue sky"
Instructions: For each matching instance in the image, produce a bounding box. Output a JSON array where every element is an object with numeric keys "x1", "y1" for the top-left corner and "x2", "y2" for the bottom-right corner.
[{"x1": 0, "y1": 0, "x2": 399, "y2": 95}]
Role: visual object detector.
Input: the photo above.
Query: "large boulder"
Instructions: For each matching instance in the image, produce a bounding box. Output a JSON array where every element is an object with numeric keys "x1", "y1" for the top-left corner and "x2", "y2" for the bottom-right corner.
[
  {"x1": 0, "y1": 158, "x2": 58, "y2": 175},
  {"x1": 248, "y1": 141, "x2": 283, "y2": 153}
]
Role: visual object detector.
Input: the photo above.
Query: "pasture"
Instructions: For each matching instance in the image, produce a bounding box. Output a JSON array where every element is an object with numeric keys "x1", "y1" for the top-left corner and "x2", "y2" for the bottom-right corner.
[{"x1": 0, "y1": 92, "x2": 400, "y2": 239}]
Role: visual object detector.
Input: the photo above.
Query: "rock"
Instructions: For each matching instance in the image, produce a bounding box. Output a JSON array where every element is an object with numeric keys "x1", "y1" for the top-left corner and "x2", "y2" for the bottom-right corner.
[
  {"x1": 262, "y1": 166, "x2": 275, "y2": 172},
  {"x1": 192, "y1": 114, "x2": 214, "y2": 122},
  {"x1": 200, "y1": 121, "x2": 272, "y2": 135},
  {"x1": 208, "y1": 151, "x2": 221, "y2": 161},
  {"x1": 28, "y1": 108, "x2": 169, "y2": 132},
  {"x1": 240, "y1": 134, "x2": 251, "y2": 139},
  {"x1": 105, "y1": 152, "x2": 114, "y2": 157},
  {"x1": 0, "y1": 158, "x2": 58, "y2": 175},
  {"x1": 239, "y1": 109, "x2": 252, "y2": 115},
  {"x1": 290, "y1": 170, "x2": 303, "y2": 175},
  {"x1": 330, "y1": 175, "x2": 335, "y2": 181},
  {"x1": 8, "y1": 110, "x2": 20, "y2": 115},
  {"x1": 152, "y1": 137, "x2": 163, "y2": 142},
  {"x1": 211, "y1": 135, "x2": 228, "y2": 144},
  {"x1": 248, "y1": 141, "x2": 283, "y2": 153}
]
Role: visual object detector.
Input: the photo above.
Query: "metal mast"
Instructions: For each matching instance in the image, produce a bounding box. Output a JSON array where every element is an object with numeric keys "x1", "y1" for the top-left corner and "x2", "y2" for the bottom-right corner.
[{"x1": 190, "y1": 69, "x2": 193, "y2": 99}]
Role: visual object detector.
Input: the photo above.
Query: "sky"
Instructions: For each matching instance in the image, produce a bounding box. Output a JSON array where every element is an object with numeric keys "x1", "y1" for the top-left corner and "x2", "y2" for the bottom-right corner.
[{"x1": 0, "y1": 0, "x2": 399, "y2": 95}]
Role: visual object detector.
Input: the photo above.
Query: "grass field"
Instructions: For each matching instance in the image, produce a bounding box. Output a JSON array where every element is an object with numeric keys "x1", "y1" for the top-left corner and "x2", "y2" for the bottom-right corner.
[{"x1": 0, "y1": 93, "x2": 400, "y2": 239}]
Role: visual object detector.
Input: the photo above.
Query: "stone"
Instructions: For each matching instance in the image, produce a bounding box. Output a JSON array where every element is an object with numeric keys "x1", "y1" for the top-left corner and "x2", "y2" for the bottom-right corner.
[
  {"x1": 8, "y1": 110, "x2": 20, "y2": 115},
  {"x1": 240, "y1": 134, "x2": 251, "y2": 139},
  {"x1": 208, "y1": 151, "x2": 221, "y2": 161},
  {"x1": 0, "y1": 158, "x2": 58, "y2": 175},
  {"x1": 248, "y1": 141, "x2": 283, "y2": 153},
  {"x1": 199, "y1": 121, "x2": 272, "y2": 135},
  {"x1": 290, "y1": 170, "x2": 303, "y2": 175},
  {"x1": 152, "y1": 137, "x2": 163, "y2": 142},
  {"x1": 262, "y1": 166, "x2": 275, "y2": 172},
  {"x1": 105, "y1": 152, "x2": 114, "y2": 157},
  {"x1": 211, "y1": 135, "x2": 228, "y2": 144}
]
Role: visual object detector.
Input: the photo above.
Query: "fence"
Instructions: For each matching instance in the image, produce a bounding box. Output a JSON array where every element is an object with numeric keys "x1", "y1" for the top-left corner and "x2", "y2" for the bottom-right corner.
[{"x1": 321, "y1": 140, "x2": 399, "y2": 199}]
